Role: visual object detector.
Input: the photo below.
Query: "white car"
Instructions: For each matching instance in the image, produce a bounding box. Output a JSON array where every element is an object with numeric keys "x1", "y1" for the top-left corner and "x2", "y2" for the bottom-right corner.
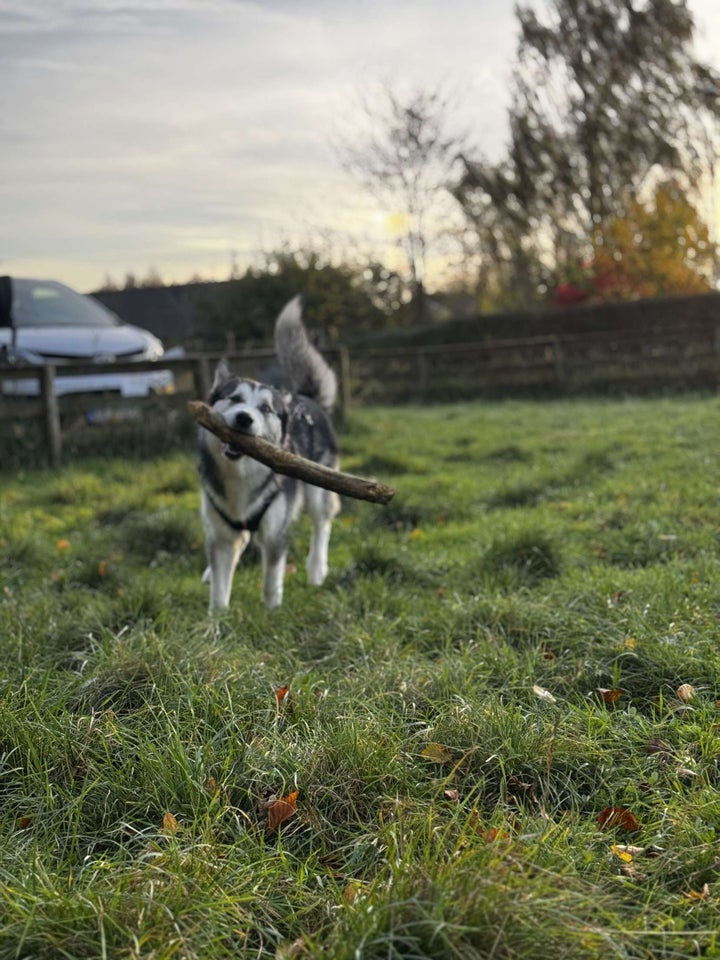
[{"x1": 0, "y1": 276, "x2": 174, "y2": 397}]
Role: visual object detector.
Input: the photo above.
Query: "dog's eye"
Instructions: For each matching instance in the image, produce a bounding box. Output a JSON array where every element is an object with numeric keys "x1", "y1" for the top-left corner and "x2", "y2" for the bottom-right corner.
[{"x1": 260, "y1": 403, "x2": 273, "y2": 415}]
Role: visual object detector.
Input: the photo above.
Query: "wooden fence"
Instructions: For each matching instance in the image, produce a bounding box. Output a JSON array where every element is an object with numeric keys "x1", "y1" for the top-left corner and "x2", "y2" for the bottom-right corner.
[
  {"x1": 349, "y1": 323, "x2": 720, "y2": 403},
  {"x1": 0, "y1": 348, "x2": 350, "y2": 468},
  {"x1": 1, "y1": 326, "x2": 719, "y2": 467}
]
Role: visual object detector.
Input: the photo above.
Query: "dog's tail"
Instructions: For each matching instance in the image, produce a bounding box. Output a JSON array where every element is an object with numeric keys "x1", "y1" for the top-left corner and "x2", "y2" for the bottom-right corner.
[{"x1": 274, "y1": 296, "x2": 337, "y2": 413}]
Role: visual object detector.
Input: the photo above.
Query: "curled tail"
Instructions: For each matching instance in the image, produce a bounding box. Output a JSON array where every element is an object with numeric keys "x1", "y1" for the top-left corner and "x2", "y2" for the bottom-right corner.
[{"x1": 274, "y1": 296, "x2": 337, "y2": 413}]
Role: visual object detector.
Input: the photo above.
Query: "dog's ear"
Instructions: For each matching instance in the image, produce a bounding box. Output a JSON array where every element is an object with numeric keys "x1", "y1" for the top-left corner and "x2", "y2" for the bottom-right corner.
[{"x1": 211, "y1": 359, "x2": 232, "y2": 394}]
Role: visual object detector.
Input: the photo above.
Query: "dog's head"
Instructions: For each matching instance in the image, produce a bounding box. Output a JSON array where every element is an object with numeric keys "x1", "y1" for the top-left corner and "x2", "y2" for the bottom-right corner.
[{"x1": 209, "y1": 360, "x2": 289, "y2": 459}]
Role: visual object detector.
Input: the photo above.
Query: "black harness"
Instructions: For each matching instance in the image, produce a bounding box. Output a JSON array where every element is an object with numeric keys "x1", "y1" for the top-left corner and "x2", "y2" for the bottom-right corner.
[{"x1": 206, "y1": 475, "x2": 282, "y2": 533}]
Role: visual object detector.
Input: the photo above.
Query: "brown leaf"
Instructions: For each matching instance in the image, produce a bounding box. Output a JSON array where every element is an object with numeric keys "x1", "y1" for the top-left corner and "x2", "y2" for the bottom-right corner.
[
  {"x1": 267, "y1": 789, "x2": 299, "y2": 830},
  {"x1": 596, "y1": 688, "x2": 623, "y2": 704},
  {"x1": 162, "y1": 811, "x2": 179, "y2": 833},
  {"x1": 597, "y1": 806, "x2": 640, "y2": 832},
  {"x1": 421, "y1": 743, "x2": 452, "y2": 763},
  {"x1": 677, "y1": 683, "x2": 696, "y2": 703},
  {"x1": 204, "y1": 776, "x2": 219, "y2": 795},
  {"x1": 17, "y1": 816, "x2": 32, "y2": 830},
  {"x1": 647, "y1": 738, "x2": 674, "y2": 761},
  {"x1": 443, "y1": 788, "x2": 460, "y2": 803},
  {"x1": 342, "y1": 880, "x2": 368, "y2": 905}
]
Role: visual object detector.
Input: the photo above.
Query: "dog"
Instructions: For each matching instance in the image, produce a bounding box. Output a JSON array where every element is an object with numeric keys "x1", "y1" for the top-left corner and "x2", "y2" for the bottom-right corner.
[{"x1": 198, "y1": 296, "x2": 340, "y2": 611}]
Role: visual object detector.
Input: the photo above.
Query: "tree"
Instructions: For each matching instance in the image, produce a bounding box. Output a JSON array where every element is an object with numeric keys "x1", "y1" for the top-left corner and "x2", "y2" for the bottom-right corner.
[
  {"x1": 562, "y1": 178, "x2": 715, "y2": 303},
  {"x1": 195, "y1": 248, "x2": 401, "y2": 347},
  {"x1": 337, "y1": 85, "x2": 466, "y2": 321},
  {"x1": 454, "y1": 0, "x2": 720, "y2": 307}
]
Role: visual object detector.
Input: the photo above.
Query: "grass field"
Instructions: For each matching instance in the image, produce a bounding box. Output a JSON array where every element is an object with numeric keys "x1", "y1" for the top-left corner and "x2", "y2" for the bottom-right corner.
[{"x1": 2, "y1": 394, "x2": 720, "y2": 959}]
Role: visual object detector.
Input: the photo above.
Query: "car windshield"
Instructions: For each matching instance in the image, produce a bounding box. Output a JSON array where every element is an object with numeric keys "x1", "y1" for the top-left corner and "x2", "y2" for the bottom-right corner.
[{"x1": 12, "y1": 279, "x2": 119, "y2": 329}]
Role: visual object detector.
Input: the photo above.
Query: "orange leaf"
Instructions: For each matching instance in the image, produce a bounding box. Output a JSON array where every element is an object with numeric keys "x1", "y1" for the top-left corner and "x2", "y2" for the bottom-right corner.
[
  {"x1": 267, "y1": 790, "x2": 299, "y2": 830},
  {"x1": 682, "y1": 883, "x2": 711, "y2": 901},
  {"x1": 597, "y1": 806, "x2": 640, "y2": 832},
  {"x1": 596, "y1": 688, "x2": 623, "y2": 704},
  {"x1": 98, "y1": 560, "x2": 108, "y2": 577},
  {"x1": 275, "y1": 684, "x2": 290, "y2": 706},
  {"x1": 482, "y1": 826, "x2": 510, "y2": 842},
  {"x1": 56, "y1": 539, "x2": 70, "y2": 551},
  {"x1": 162, "y1": 811, "x2": 179, "y2": 833}
]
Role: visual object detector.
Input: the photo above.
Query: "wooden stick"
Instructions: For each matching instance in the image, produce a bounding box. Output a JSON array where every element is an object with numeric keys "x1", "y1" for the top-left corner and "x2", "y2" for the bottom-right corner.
[{"x1": 188, "y1": 400, "x2": 395, "y2": 505}]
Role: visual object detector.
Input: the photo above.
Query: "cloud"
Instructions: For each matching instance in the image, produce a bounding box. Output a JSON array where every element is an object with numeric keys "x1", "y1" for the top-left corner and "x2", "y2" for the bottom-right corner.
[{"x1": 11, "y1": 0, "x2": 716, "y2": 291}]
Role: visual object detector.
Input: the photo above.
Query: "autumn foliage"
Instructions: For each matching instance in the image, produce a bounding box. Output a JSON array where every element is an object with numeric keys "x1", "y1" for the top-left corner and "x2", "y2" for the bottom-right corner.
[{"x1": 554, "y1": 180, "x2": 715, "y2": 305}]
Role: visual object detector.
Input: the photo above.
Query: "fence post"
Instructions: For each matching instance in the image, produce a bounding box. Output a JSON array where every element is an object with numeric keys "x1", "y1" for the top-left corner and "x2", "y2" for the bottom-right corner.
[
  {"x1": 193, "y1": 356, "x2": 212, "y2": 399},
  {"x1": 552, "y1": 336, "x2": 566, "y2": 387},
  {"x1": 337, "y1": 346, "x2": 351, "y2": 421},
  {"x1": 40, "y1": 365, "x2": 62, "y2": 467},
  {"x1": 417, "y1": 351, "x2": 429, "y2": 396}
]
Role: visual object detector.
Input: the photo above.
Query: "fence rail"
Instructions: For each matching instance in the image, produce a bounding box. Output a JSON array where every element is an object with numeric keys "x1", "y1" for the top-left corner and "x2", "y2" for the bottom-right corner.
[{"x1": 1, "y1": 326, "x2": 718, "y2": 467}]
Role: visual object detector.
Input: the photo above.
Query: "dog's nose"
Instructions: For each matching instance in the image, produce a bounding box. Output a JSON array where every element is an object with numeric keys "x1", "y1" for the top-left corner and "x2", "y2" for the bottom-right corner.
[{"x1": 233, "y1": 411, "x2": 254, "y2": 432}]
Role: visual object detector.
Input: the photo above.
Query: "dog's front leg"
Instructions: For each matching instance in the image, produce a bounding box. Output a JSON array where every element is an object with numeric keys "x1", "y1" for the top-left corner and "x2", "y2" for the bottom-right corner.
[
  {"x1": 260, "y1": 541, "x2": 287, "y2": 609},
  {"x1": 207, "y1": 533, "x2": 249, "y2": 612},
  {"x1": 306, "y1": 487, "x2": 339, "y2": 586}
]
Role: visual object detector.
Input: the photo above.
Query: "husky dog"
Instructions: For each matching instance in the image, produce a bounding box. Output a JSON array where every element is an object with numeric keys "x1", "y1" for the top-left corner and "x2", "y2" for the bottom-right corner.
[{"x1": 198, "y1": 296, "x2": 340, "y2": 611}]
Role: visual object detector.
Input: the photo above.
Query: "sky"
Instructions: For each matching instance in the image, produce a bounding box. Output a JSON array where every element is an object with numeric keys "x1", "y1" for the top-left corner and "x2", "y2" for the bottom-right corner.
[{"x1": 2, "y1": 0, "x2": 720, "y2": 294}]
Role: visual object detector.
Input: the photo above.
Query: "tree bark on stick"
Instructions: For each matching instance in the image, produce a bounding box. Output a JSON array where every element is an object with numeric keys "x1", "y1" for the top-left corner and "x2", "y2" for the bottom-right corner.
[{"x1": 189, "y1": 400, "x2": 395, "y2": 505}]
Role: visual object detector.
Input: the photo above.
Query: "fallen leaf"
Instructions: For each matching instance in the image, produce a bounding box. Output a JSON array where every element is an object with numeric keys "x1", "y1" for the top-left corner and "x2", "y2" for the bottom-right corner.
[
  {"x1": 342, "y1": 880, "x2": 367, "y2": 905},
  {"x1": 17, "y1": 816, "x2": 32, "y2": 830},
  {"x1": 274, "y1": 936, "x2": 308, "y2": 959},
  {"x1": 597, "y1": 806, "x2": 640, "y2": 832},
  {"x1": 204, "y1": 776, "x2": 219, "y2": 795},
  {"x1": 162, "y1": 811, "x2": 179, "y2": 833},
  {"x1": 647, "y1": 738, "x2": 674, "y2": 762},
  {"x1": 275, "y1": 684, "x2": 290, "y2": 706},
  {"x1": 56, "y1": 539, "x2": 70, "y2": 551},
  {"x1": 611, "y1": 843, "x2": 634, "y2": 863},
  {"x1": 675, "y1": 766, "x2": 701, "y2": 779},
  {"x1": 267, "y1": 789, "x2": 299, "y2": 830},
  {"x1": 612, "y1": 844, "x2": 645, "y2": 861},
  {"x1": 677, "y1": 683, "x2": 696, "y2": 703},
  {"x1": 596, "y1": 688, "x2": 623, "y2": 704},
  {"x1": 421, "y1": 743, "x2": 453, "y2": 763},
  {"x1": 98, "y1": 560, "x2": 108, "y2": 577},
  {"x1": 444, "y1": 788, "x2": 460, "y2": 803},
  {"x1": 621, "y1": 861, "x2": 646, "y2": 881},
  {"x1": 533, "y1": 684, "x2": 557, "y2": 704},
  {"x1": 682, "y1": 883, "x2": 711, "y2": 901},
  {"x1": 481, "y1": 826, "x2": 510, "y2": 842}
]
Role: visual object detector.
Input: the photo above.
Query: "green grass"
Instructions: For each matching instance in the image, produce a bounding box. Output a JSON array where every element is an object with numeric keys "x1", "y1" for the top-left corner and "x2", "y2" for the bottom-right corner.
[{"x1": 2, "y1": 394, "x2": 720, "y2": 958}]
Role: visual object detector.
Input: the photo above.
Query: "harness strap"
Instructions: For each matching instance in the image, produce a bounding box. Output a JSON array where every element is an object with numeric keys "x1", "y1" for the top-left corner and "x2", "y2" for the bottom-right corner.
[{"x1": 206, "y1": 478, "x2": 281, "y2": 533}]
